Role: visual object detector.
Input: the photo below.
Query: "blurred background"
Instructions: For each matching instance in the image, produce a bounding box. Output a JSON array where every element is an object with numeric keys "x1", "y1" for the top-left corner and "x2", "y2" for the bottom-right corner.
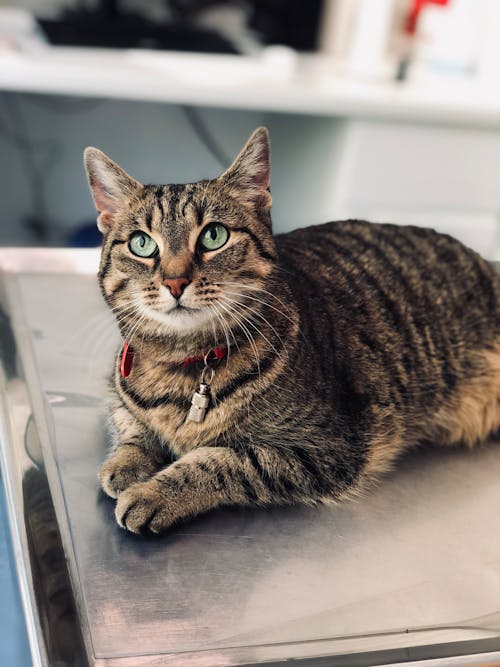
[{"x1": 1, "y1": 0, "x2": 500, "y2": 258}]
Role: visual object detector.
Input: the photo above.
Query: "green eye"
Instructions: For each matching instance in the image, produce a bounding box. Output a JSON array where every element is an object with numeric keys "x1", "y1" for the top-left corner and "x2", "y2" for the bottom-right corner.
[
  {"x1": 199, "y1": 223, "x2": 229, "y2": 251},
  {"x1": 129, "y1": 232, "x2": 158, "y2": 258}
]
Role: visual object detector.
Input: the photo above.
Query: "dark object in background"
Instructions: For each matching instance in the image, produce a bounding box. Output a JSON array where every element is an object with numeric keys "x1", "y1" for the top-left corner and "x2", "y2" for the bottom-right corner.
[
  {"x1": 170, "y1": 0, "x2": 324, "y2": 51},
  {"x1": 37, "y1": 0, "x2": 324, "y2": 53},
  {"x1": 38, "y1": 0, "x2": 238, "y2": 52},
  {"x1": 67, "y1": 222, "x2": 102, "y2": 248},
  {"x1": 249, "y1": 0, "x2": 324, "y2": 51}
]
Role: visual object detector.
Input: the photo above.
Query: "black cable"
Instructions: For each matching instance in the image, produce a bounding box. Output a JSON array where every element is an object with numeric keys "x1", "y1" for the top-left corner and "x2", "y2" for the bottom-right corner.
[{"x1": 181, "y1": 105, "x2": 230, "y2": 169}]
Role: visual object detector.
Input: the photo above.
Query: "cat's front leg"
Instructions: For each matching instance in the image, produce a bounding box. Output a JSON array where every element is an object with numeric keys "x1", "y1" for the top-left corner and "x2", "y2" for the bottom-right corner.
[
  {"x1": 100, "y1": 401, "x2": 169, "y2": 499},
  {"x1": 115, "y1": 442, "x2": 347, "y2": 534},
  {"x1": 115, "y1": 446, "x2": 263, "y2": 533}
]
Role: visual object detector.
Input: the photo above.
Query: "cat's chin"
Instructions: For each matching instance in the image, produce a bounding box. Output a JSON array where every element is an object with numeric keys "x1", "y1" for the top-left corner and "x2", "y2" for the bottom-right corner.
[{"x1": 141, "y1": 304, "x2": 214, "y2": 336}]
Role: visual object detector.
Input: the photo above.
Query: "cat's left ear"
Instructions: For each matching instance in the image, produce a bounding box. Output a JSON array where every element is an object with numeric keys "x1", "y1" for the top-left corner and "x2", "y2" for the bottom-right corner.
[
  {"x1": 83, "y1": 148, "x2": 142, "y2": 233},
  {"x1": 220, "y1": 127, "x2": 271, "y2": 214}
]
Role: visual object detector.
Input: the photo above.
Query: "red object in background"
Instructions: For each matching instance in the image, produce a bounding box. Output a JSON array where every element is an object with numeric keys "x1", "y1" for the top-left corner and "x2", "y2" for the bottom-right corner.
[{"x1": 406, "y1": 0, "x2": 450, "y2": 35}]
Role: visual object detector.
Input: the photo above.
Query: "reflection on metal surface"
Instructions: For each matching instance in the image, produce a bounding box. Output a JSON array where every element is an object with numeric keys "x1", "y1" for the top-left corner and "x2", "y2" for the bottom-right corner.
[
  {"x1": 25, "y1": 416, "x2": 43, "y2": 468},
  {"x1": 1, "y1": 250, "x2": 500, "y2": 666},
  {"x1": 0, "y1": 273, "x2": 87, "y2": 666},
  {"x1": 23, "y1": 467, "x2": 87, "y2": 667},
  {"x1": 46, "y1": 392, "x2": 104, "y2": 408}
]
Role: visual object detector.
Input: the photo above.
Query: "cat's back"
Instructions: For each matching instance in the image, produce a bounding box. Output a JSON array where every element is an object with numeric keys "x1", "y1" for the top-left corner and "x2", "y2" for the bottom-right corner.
[
  {"x1": 276, "y1": 219, "x2": 499, "y2": 345},
  {"x1": 275, "y1": 219, "x2": 500, "y2": 445},
  {"x1": 276, "y1": 220, "x2": 500, "y2": 380}
]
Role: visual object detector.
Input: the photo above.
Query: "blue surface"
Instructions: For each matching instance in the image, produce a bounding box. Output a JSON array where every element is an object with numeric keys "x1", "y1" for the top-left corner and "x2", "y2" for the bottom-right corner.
[{"x1": 0, "y1": 472, "x2": 32, "y2": 666}]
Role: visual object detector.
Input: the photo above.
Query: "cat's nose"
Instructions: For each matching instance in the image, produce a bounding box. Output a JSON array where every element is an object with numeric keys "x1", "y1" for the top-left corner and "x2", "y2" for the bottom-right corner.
[{"x1": 163, "y1": 276, "x2": 191, "y2": 298}]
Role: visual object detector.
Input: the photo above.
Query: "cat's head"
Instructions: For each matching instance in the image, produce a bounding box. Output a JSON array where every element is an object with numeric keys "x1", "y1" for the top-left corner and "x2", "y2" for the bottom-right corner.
[{"x1": 84, "y1": 128, "x2": 277, "y2": 343}]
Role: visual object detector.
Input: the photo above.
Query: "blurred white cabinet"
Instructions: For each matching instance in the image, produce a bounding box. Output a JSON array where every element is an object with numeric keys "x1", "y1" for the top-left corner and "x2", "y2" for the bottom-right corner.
[{"x1": 328, "y1": 120, "x2": 500, "y2": 259}]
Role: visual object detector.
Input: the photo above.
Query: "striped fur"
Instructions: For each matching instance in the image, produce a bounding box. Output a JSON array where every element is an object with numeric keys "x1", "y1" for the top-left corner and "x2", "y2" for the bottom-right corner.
[{"x1": 84, "y1": 128, "x2": 500, "y2": 534}]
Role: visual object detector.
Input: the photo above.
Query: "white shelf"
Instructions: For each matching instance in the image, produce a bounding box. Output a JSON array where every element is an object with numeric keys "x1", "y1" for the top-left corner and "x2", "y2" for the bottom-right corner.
[{"x1": 3, "y1": 46, "x2": 500, "y2": 126}]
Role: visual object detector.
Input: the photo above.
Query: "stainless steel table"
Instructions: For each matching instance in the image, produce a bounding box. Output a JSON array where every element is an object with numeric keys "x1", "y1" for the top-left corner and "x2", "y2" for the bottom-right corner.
[{"x1": 1, "y1": 249, "x2": 500, "y2": 667}]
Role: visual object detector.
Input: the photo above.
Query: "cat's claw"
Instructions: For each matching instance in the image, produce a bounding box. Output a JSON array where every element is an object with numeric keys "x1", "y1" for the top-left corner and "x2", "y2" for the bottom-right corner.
[{"x1": 115, "y1": 480, "x2": 173, "y2": 534}]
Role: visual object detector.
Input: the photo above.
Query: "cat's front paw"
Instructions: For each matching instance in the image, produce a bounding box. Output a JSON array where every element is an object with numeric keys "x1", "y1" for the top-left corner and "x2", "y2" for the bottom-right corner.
[
  {"x1": 100, "y1": 445, "x2": 156, "y2": 499},
  {"x1": 115, "y1": 479, "x2": 175, "y2": 534}
]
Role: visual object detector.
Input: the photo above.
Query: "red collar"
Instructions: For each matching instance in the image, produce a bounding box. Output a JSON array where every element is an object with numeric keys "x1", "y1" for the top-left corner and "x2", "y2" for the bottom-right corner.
[{"x1": 120, "y1": 342, "x2": 226, "y2": 378}]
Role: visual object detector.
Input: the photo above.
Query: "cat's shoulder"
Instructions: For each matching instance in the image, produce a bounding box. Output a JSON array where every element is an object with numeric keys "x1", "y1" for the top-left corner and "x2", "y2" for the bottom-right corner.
[
  {"x1": 275, "y1": 218, "x2": 448, "y2": 245},
  {"x1": 273, "y1": 219, "x2": 480, "y2": 261},
  {"x1": 273, "y1": 218, "x2": 490, "y2": 279}
]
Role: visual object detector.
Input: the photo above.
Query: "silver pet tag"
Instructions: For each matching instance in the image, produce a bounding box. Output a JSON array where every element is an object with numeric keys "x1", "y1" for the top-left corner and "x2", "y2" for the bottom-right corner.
[
  {"x1": 186, "y1": 351, "x2": 221, "y2": 424},
  {"x1": 187, "y1": 382, "x2": 211, "y2": 423}
]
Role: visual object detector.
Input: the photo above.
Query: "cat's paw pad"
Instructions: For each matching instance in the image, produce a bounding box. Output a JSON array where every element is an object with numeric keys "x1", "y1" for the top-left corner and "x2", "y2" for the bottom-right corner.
[
  {"x1": 99, "y1": 447, "x2": 154, "y2": 499},
  {"x1": 115, "y1": 480, "x2": 172, "y2": 534}
]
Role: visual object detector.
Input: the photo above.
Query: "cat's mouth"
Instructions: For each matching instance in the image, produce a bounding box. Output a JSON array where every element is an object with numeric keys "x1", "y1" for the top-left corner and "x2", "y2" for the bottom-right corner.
[
  {"x1": 142, "y1": 301, "x2": 214, "y2": 335},
  {"x1": 167, "y1": 303, "x2": 198, "y2": 314}
]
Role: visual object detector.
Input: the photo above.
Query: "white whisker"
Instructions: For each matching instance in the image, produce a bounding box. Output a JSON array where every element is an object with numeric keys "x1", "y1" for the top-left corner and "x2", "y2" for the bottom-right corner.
[
  {"x1": 208, "y1": 303, "x2": 234, "y2": 365},
  {"x1": 219, "y1": 297, "x2": 283, "y2": 361},
  {"x1": 216, "y1": 282, "x2": 295, "y2": 322},
  {"x1": 219, "y1": 295, "x2": 287, "y2": 355},
  {"x1": 216, "y1": 299, "x2": 261, "y2": 378}
]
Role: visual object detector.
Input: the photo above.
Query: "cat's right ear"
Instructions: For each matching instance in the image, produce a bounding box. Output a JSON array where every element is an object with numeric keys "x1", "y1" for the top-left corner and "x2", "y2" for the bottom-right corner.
[
  {"x1": 83, "y1": 148, "x2": 141, "y2": 233},
  {"x1": 219, "y1": 127, "x2": 271, "y2": 214}
]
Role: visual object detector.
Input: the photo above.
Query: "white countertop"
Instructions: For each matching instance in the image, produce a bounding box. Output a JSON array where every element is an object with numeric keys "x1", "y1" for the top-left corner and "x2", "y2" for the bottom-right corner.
[{"x1": 3, "y1": 46, "x2": 500, "y2": 127}]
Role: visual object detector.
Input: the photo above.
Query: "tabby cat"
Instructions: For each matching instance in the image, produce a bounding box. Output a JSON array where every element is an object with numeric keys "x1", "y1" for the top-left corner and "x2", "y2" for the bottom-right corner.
[{"x1": 84, "y1": 127, "x2": 500, "y2": 535}]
